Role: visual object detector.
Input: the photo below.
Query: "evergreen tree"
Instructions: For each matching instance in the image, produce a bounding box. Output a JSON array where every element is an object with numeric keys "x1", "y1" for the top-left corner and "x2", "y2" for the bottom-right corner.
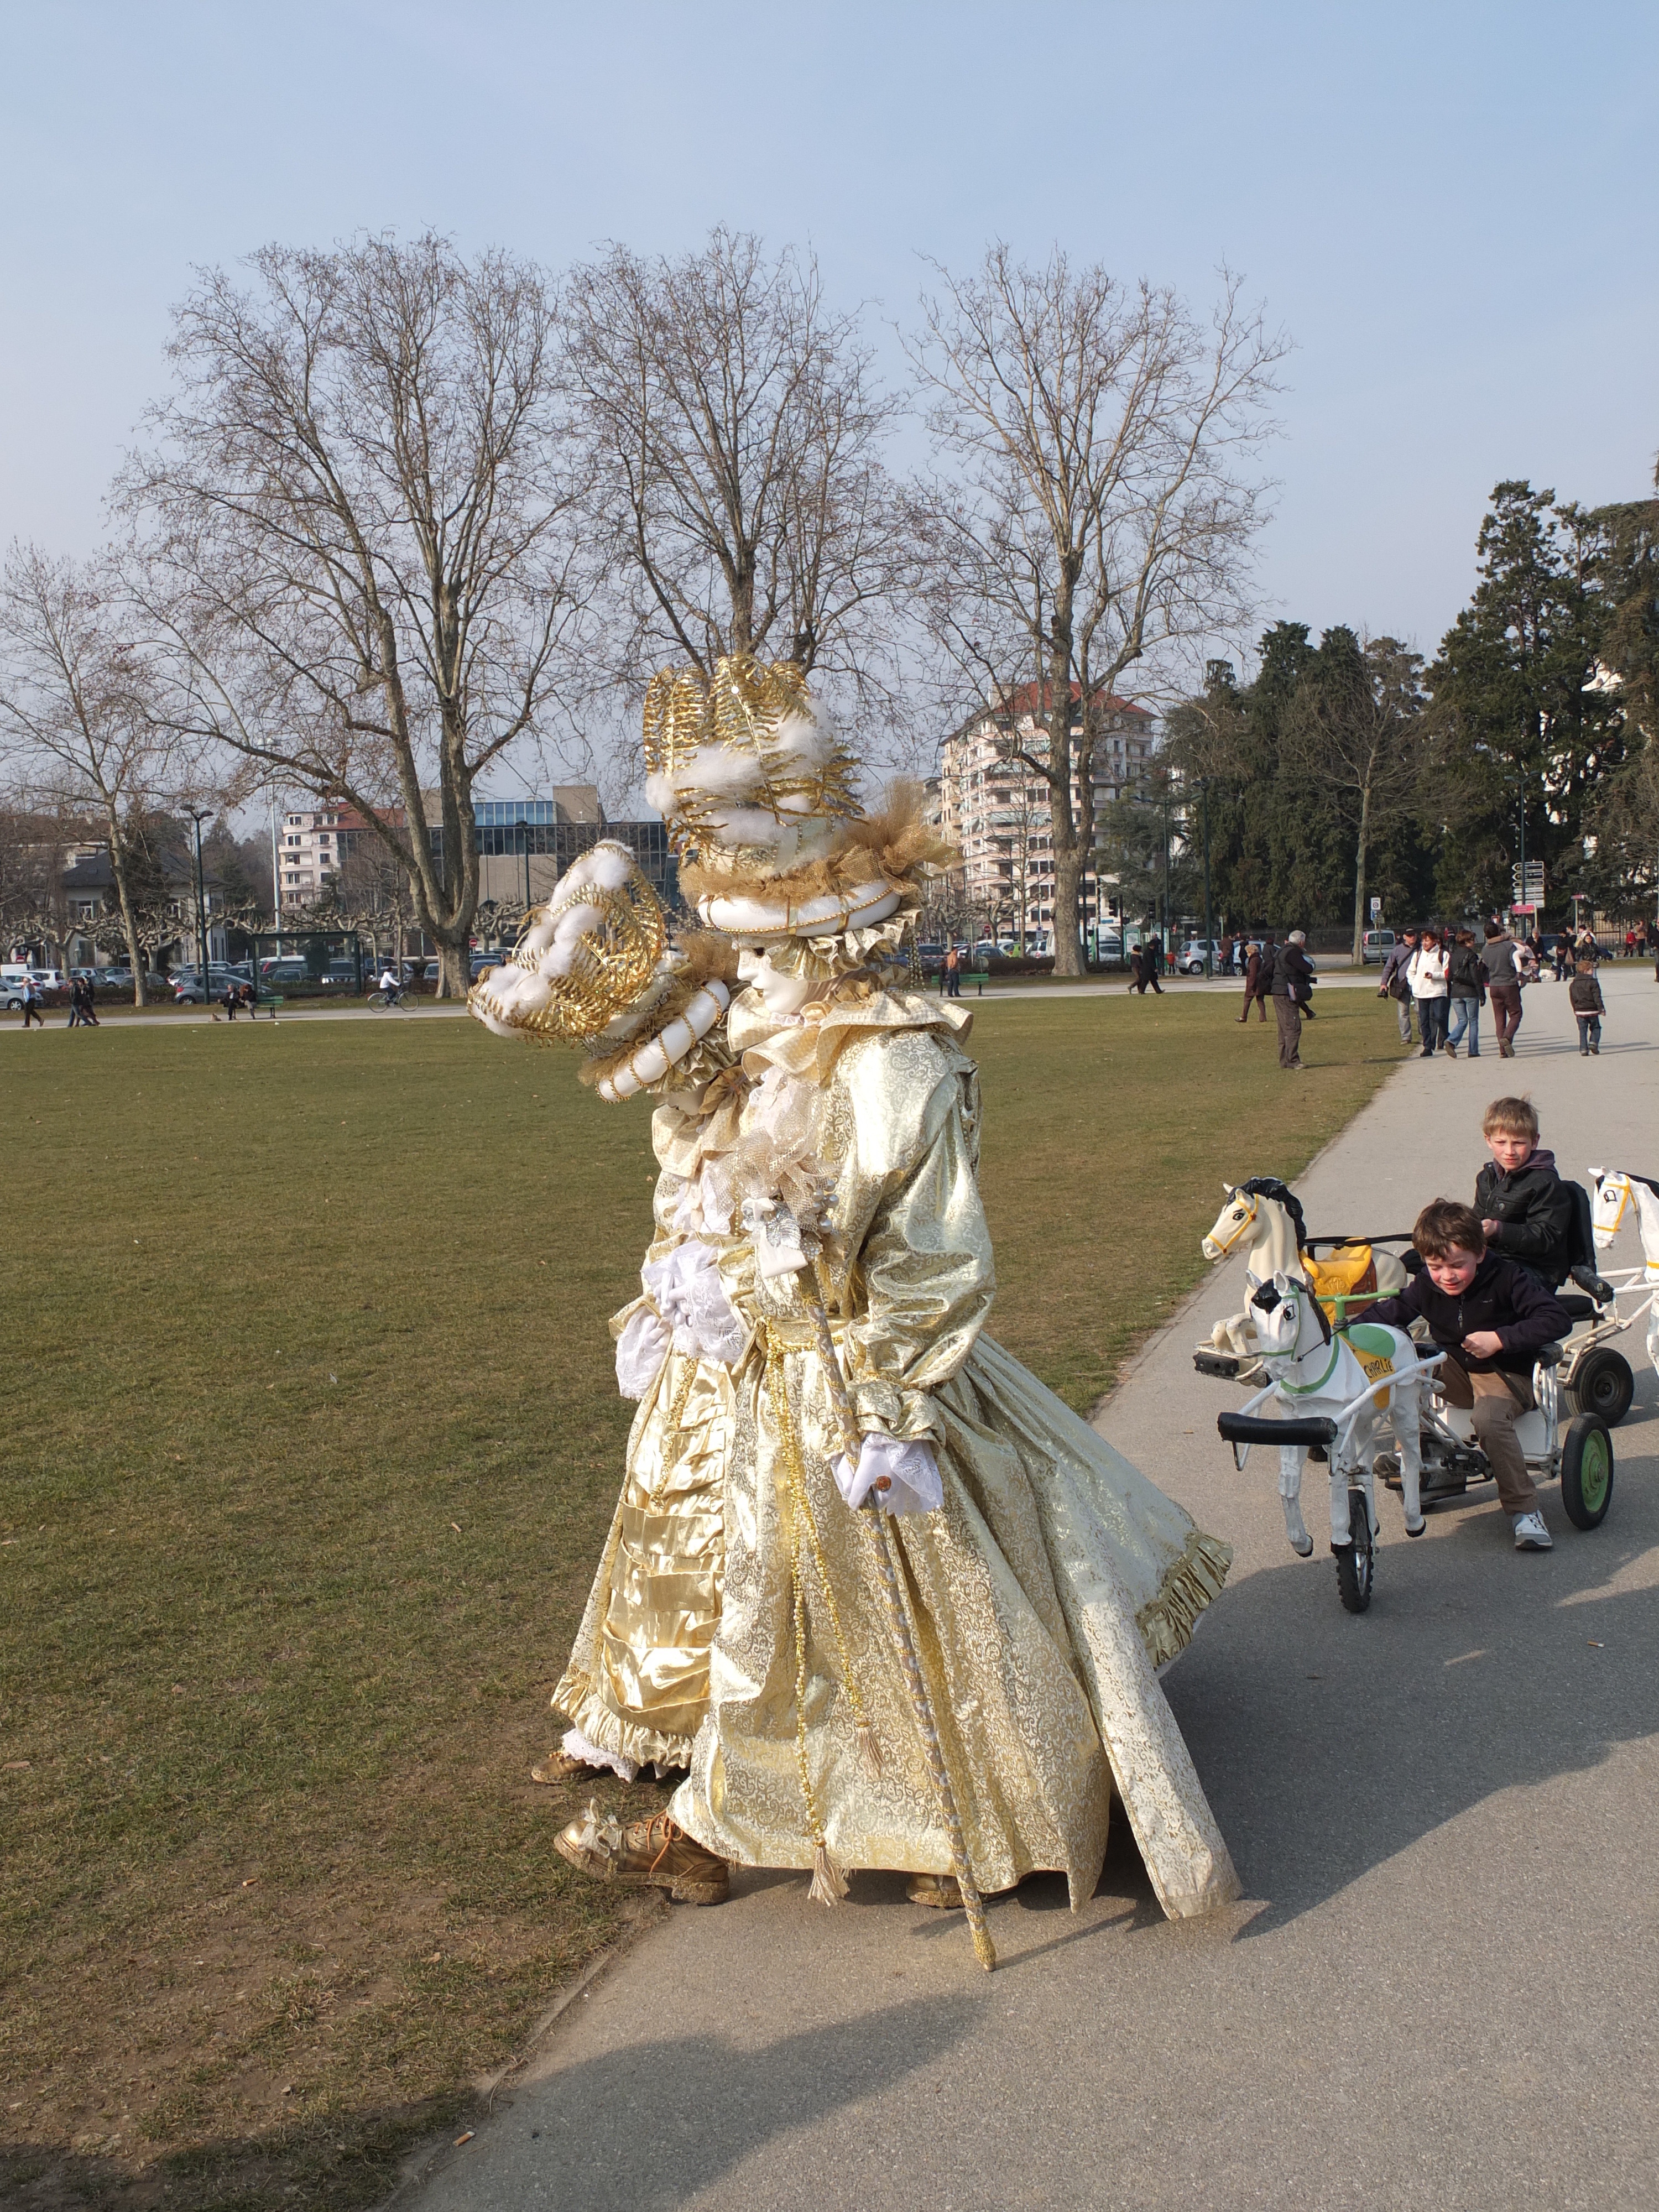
[{"x1": 1427, "y1": 481, "x2": 1624, "y2": 925}]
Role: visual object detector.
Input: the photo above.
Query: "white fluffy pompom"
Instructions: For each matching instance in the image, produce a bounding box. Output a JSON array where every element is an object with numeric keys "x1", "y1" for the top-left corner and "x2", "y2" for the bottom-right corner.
[{"x1": 769, "y1": 705, "x2": 836, "y2": 774}]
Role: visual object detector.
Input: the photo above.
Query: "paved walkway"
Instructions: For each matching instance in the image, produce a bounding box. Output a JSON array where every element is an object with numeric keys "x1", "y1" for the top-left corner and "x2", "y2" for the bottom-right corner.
[{"x1": 409, "y1": 967, "x2": 1659, "y2": 2212}]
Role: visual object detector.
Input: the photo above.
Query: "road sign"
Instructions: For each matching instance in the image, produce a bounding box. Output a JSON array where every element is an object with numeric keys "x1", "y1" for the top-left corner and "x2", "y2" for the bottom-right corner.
[
  {"x1": 1512, "y1": 863, "x2": 1545, "y2": 898},
  {"x1": 1369, "y1": 896, "x2": 1381, "y2": 919}
]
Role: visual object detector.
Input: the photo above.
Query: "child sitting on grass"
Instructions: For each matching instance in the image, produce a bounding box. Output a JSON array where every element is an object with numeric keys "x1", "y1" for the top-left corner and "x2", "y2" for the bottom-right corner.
[
  {"x1": 1568, "y1": 960, "x2": 1606, "y2": 1055},
  {"x1": 1367, "y1": 1197, "x2": 1571, "y2": 1550},
  {"x1": 1473, "y1": 1094, "x2": 1573, "y2": 1287}
]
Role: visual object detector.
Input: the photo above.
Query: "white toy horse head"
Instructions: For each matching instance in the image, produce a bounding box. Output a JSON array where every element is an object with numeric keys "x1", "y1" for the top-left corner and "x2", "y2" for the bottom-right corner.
[
  {"x1": 1590, "y1": 1167, "x2": 1659, "y2": 1382},
  {"x1": 1592, "y1": 1168, "x2": 1659, "y2": 1276},
  {"x1": 1246, "y1": 1269, "x2": 1331, "y2": 1363},
  {"x1": 1203, "y1": 1179, "x2": 1306, "y2": 1270}
]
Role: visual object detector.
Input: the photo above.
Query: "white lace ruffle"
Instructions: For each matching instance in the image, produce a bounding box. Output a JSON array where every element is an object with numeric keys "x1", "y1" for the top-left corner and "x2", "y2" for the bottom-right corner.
[
  {"x1": 614, "y1": 1239, "x2": 748, "y2": 1399},
  {"x1": 561, "y1": 1725, "x2": 639, "y2": 1783},
  {"x1": 831, "y1": 1431, "x2": 945, "y2": 1515}
]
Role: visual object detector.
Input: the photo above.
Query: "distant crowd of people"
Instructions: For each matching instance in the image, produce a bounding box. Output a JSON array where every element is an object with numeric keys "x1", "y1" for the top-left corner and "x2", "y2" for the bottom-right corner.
[{"x1": 1378, "y1": 920, "x2": 1624, "y2": 1062}]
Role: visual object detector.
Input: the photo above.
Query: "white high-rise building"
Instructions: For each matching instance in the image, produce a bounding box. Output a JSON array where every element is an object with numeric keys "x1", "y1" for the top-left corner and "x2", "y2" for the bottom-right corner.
[{"x1": 934, "y1": 684, "x2": 1154, "y2": 947}]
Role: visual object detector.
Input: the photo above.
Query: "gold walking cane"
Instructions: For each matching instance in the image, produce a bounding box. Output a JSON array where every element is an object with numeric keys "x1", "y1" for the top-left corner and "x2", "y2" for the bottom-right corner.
[{"x1": 744, "y1": 1195, "x2": 995, "y2": 1973}]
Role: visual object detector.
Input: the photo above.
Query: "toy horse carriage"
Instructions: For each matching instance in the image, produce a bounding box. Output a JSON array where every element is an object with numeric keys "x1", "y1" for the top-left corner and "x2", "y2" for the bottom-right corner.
[
  {"x1": 1195, "y1": 1176, "x2": 1640, "y2": 1420},
  {"x1": 1193, "y1": 1176, "x2": 1637, "y2": 1615}
]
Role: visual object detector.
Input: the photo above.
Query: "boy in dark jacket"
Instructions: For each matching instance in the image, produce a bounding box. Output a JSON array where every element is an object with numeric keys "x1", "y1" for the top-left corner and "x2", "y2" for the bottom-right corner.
[
  {"x1": 1368, "y1": 1197, "x2": 1570, "y2": 1548},
  {"x1": 1567, "y1": 960, "x2": 1605, "y2": 1055},
  {"x1": 1473, "y1": 1095, "x2": 1573, "y2": 1286}
]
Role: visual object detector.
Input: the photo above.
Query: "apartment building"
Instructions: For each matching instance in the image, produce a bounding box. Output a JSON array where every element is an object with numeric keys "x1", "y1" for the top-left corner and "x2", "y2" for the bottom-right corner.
[
  {"x1": 935, "y1": 684, "x2": 1154, "y2": 944},
  {"x1": 280, "y1": 786, "x2": 627, "y2": 913},
  {"x1": 277, "y1": 803, "x2": 394, "y2": 910}
]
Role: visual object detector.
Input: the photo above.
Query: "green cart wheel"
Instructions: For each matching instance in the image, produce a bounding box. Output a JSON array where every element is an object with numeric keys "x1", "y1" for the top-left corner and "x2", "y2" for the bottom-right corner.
[{"x1": 1559, "y1": 1415, "x2": 1614, "y2": 1531}]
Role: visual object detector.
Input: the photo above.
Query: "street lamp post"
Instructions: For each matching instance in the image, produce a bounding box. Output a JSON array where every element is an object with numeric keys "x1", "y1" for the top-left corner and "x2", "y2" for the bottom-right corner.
[{"x1": 1199, "y1": 779, "x2": 1214, "y2": 979}]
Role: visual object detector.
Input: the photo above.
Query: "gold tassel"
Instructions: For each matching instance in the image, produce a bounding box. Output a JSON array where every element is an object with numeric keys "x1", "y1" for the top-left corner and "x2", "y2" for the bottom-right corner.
[
  {"x1": 808, "y1": 1842, "x2": 849, "y2": 1907},
  {"x1": 855, "y1": 1719, "x2": 884, "y2": 1781}
]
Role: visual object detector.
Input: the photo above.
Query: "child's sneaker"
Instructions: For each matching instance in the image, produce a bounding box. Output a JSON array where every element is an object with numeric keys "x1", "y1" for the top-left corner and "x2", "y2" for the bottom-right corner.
[{"x1": 1512, "y1": 1510, "x2": 1553, "y2": 1550}]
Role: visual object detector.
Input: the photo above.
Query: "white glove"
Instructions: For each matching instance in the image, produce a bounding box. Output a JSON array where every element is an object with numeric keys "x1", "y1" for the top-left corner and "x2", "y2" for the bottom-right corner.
[{"x1": 831, "y1": 1432, "x2": 944, "y2": 1516}]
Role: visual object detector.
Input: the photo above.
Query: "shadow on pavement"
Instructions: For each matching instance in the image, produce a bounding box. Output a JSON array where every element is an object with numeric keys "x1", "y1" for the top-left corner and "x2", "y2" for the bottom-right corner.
[
  {"x1": 1161, "y1": 1402, "x2": 1658, "y2": 1940},
  {"x1": 476, "y1": 1992, "x2": 975, "y2": 2211}
]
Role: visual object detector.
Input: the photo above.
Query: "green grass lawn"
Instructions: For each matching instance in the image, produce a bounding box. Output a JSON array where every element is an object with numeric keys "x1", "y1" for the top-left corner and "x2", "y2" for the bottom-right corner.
[{"x1": 0, "y1": 987, "x2": 1405, "y2": 2208}]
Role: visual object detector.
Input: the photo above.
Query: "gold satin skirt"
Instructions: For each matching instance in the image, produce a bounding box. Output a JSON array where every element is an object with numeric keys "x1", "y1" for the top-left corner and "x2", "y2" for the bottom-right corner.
[
  {"x1": 671, "y1": 1332, "x2": 1237, "y2": 1919},
  {"x1": 552, "y1": 1352, "x2": 728, "y2": 1771}
]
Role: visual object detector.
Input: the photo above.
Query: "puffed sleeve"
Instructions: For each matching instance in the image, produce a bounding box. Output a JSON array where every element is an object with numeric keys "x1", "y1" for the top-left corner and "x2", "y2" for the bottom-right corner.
[{"x1": 833, "y1": 1042, "x2": 995, "y2": 1443}]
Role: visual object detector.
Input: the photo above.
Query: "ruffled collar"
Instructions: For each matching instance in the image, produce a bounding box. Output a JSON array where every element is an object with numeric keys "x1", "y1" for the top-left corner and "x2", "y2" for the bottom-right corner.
[{"x1": 730, "y1": 975, "x2": 973, "y2": 1084}]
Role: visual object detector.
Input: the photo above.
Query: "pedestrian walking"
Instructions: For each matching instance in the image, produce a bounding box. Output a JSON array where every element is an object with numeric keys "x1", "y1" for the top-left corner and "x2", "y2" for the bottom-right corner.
[
  {"x1": 1568, "y1": 959, "x2": 1605, "y2": 1055},
  {"x1": 1220, "y1": 933, "x2": 1236, "y2": 978},
  {"x1": 1407, "y1": 926, "x2": 1449, "y2": 1057},
  {"x1": 66, "y1": 978, "x2": 84, "y2": 1027},
  {"x1": 1271, "y1": 930, "x2": 1312, "y2": 1070},
  {"x1": 942, "y1": 945, "x2": 962, "y2": 1000},
  {"x1": 20, "y1": 980, "x2": 46, "y2": 1028},
  {"x1": 1128, "y1": 941, "x2": 1162, "y2": 995},
  {"x1": 1238, "y1": 933, "x2": 1272, "y2": 1022},
  {"x1": 1481, "y1": 920, "x2": 1525, "y2": 1057},
  {"x1": 1378, "y1": 927, "x2": 1418, "y2": 1044},
  {"x1": 1444, "y1": 929, "x2": 1484, "y2": 1057}
]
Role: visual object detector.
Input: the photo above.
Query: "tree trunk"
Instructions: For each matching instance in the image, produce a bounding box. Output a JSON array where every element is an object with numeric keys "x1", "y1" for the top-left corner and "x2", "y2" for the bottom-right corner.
[
  {"x1": 1052, "y1": 841, "x2": 1084, "y2": 976},
  {"x1": 1046, "y1": 631, "x2": 1085, "y2": 978},
  {"x1": 1350, "y1": 782, "x2": 1371, "y2": 965},
  {"x1": 106, "y1": 815, "x2": 148, "y2": 1008},
  {"x1": 437, "y1": 936, "x2": 471, "y2": 1000}
]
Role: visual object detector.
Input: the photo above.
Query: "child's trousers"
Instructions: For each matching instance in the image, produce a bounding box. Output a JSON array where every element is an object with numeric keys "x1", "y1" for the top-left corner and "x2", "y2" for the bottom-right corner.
[
  {"x1": 1575, "y1": 1014, "x2": 1601, "y2": 1053},
  {"x1": 1439, "y1": 1357, "x2": 1538, "y2": 1514}
]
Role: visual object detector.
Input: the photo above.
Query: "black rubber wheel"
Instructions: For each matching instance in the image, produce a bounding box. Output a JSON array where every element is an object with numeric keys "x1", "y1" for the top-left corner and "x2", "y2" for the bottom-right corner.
[
  {"x1": 1559, "y1": 1416, "x2": 1614, "y2": 1530},
  {"x1": 1334, "y1": 1489, "x2": 1375, "y2": 1613},
  {"x1": 1564, "y1": 1348, "x2": 1635, "y2": 1427}
]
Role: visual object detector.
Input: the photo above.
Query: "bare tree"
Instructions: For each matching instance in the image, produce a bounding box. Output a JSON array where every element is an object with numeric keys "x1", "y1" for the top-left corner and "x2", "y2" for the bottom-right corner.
[
  {"x1": 911, "y1": 247, "x2": 1285, "y2": 973},
  {"x1": 1282, "y1": 632, "x2": 1426, "y2": 961},
  {"x1": 121, "y1": 233, "x2": 591, "y2": 998},
  {"x1": 0, "y1": 546, "x2": 189, "y2": 1003},
  {"x1": 565, "y1": 228, "x2": 915, "y2": 745}
]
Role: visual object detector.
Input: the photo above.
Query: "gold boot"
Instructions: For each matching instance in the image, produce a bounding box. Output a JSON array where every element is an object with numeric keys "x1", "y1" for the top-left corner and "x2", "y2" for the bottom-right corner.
[
  {"x1": 906, "y1": 1871, "x2": 963, "y2": 1909},
  {"x1": 530, "y1": 1749, "x2": 591, "y2": 1785},
  {"x1": 555, "y1": 1802, "x2": 729, "y2": 1905}
]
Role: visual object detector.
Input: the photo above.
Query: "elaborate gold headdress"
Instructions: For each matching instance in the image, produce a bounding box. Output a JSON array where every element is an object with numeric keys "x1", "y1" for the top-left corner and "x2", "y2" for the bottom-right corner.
[
  {"x1": 643, "y1": 654, "x2": 953, "y2": 946},
  {"x1": 467, "y1": 841, "x2": 735, "y2": 1099}
]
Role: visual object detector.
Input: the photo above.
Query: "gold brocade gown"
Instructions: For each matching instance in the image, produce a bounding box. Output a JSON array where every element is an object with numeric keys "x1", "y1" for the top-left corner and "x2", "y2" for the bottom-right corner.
[{"x1": 557, "y1": 979, "x2": 1238, "y2": 1918}]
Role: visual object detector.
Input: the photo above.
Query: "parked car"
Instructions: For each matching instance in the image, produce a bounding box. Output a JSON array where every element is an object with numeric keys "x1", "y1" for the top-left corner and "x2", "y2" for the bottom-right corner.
[
  {"x1": 259, "y1": 956, "x2": 313, "y2": 985},
  {"x1": 27, "y1": 967, "x2": 67, "y2": 992},
  {"x1": 402, "y1": 959, "x2": 441, "y2": 984},
  {"x1": 98, "y1": 968, "x2": 171, "y2": 993},
  {"x1": 173, "y1": 963, "x2": 255, "y2": 1004},
  {"x1": 1361, "y1": 930, "x2": 1396, "y2": 965},
  {"x1": 1176, "y1": 939, "x2": 1226, "y2": 974},
  {"x1": 469, "y1": 950, "x2": 507, "y2": 979}
]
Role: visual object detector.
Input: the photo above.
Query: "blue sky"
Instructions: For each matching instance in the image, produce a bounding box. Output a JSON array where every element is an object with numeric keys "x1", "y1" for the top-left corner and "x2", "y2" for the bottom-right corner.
[{"x1": 3, "y1": 0, "x2": 1655, "y2": 670}]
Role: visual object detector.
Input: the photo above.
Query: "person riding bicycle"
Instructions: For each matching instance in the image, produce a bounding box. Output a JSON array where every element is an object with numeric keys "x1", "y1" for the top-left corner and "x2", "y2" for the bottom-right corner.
[{"x1": 376, "y1": 966, "x2": 401, "y2": 1005}]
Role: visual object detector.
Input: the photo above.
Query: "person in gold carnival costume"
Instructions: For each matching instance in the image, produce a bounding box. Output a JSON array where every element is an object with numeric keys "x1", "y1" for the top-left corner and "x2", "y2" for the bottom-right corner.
[
  {"x1": 473, "y1": 658, "x2": 1240, "y2": 1933},
  {"x1": 471, "y1": 841, "x2": 745, "y2": 1794}
]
